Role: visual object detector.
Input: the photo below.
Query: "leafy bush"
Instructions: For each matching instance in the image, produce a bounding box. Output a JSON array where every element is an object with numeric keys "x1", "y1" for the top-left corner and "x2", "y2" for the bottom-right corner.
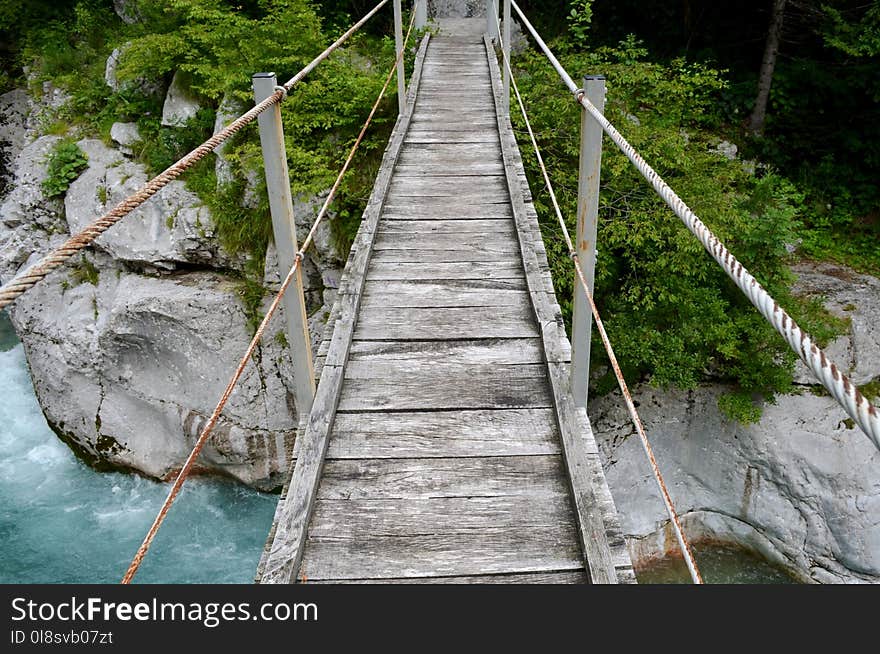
[
  {"x1": 509, "y1": 36, "x2": 840, "y2": 419},
  {"x1": 43, "y1": 139, "x2": 88, "y2": 197}
]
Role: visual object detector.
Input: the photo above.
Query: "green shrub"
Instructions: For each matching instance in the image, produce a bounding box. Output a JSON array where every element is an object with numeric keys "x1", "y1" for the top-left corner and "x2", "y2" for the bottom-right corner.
[
  {"x1": 510, "y1": 36, "x2": 843, "y2": 419},
  {"x1": 43, "y1": 139, "x2": 88, "y2": 198}
]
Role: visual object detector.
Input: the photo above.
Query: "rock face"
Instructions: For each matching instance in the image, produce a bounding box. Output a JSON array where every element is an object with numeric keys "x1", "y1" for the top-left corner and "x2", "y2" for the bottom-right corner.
[
  {"x1": 0, "y1": 82, "x2": 339, "y2": 490},
  {"x1": 161, "y1": 71, "x2": 202, "y2": 127},
  {"x1": 590, "y1": 263, "x2": 880, "y2": 583}
]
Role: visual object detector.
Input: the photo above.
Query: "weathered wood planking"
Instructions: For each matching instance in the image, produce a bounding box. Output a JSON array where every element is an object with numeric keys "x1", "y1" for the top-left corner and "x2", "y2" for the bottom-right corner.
[
  {"x1": 377, "y1": 219, "x2": 514, "y2": 234},
  {"x1": 256, "y1": 35, "x2": 433, "y2": 585},
  {"x1": 387, "y1": 176, "x2": 508, "y2": 197},
  {"x1": 359, "y1": 279, "x2": 529, "y2": 309},
  {"x1": 299, "y1": 498, "x2": 583, "y2": 580},
  {"x1": 483, "y1": 35, "x2": 635, "y2": 583},
  {"x1": 327, "y1": 408, "x2": 562, "y2": 459},
  {"x1": 367, "y1": 260, "x2": 523, "y2": 280},
  {"x1": 337, "y1": 363, "x2": 554, "y2": 411},
  {"x1": 261, "y1": 21, "x2": 633, "y2": 587},
  {"x1": 308, "y1": 571, "x2": 588, "y2": 584},
  {"x1": 352, "y1": 305, "x2": 539, "y2": 340},
  {"x1": 316, "y1": 455, "x2": 571, "y2": 501},
  {"x1": 347, "y1": 338, "x2": 544, "y2": 365},
  {"x1": 373, "y1": 231, "x2": 520, "y2": 251}
]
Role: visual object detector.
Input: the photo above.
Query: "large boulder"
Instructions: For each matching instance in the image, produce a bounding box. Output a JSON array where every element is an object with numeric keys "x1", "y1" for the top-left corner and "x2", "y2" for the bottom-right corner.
[
  {"x1": 9, "y1": 262, "x2": 297, "y2": 490},
  {"x1": 64, "y1": 138, "x2": 240, "y2": 271},
  {"x1": 0, "y1": 116, "x2": 322, "y2": 490},
  {"x1": 590, "y1": 263, "x2": 880, "y2": 583},
  {"x1": 161, "y1": 71, "x2": 202, "y2": 127}
]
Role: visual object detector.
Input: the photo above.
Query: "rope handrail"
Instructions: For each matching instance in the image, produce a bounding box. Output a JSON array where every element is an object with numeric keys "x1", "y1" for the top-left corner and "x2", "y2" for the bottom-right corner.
[
  {"x1": 492, "y1": 9, "x2": 703, "y2": 585},
  {"x1": 0, "y1": 0, "x2": 391, "y2": 312},
  {"x1": 509, "y1": 0, "x2": 880, "y2": 452},
  {"x1": 120, "y1": 6, "x2": 418, "y2": 584}
]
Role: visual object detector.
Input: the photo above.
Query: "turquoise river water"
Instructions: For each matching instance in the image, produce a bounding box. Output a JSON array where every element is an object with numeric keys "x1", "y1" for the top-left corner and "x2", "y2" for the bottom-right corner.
[{"x1": 0, "y1": 310, "x2": 797, "y2": 584}]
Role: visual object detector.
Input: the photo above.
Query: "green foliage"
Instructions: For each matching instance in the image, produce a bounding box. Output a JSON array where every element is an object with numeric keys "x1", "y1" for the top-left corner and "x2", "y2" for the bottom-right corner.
[
  {"x1": 117, "y1": 0, "x2": 327, "y2": 103},
  {"x1": 567, "y1": 0, "x2": 593, "y2": 42},
  {"x1": 510, "y1": 36, "x2": 841, "y2": 420},
  {"x1": 822, "y1": 3, "x2": 880, "y2": 58},
  {"x1": 42, "y1": 139, "x2": 88, "y2": 197}
]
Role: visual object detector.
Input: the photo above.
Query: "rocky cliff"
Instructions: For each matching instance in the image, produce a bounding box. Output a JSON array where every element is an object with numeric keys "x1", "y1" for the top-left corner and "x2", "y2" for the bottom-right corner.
[
  {"x1": 590, "y1": 262, "x2": 880, "y2": 583},
  {"x1": 0, "y1": 74, "x2": 341, "y2": 490}
]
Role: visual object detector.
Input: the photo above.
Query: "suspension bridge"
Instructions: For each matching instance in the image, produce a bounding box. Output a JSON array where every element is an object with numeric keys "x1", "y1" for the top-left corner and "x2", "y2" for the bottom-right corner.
[{"x1": 0, "y1": 1, "x2": 876, "y2": 585}]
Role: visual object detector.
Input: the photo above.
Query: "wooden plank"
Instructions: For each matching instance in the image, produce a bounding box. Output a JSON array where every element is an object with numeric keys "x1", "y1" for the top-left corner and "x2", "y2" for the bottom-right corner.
[
  {"x1": 347, "y1": 338, "x2": 544, "y2": 365},
  {"x1": 359, "y1": 279, "x2": 529, "y2": 309},
  {"x1": 367, "y1": 260, "x2": 523, "y2": 281},
  {"x1": 388, "y1": 177, "x2": 508, "y2": 198},
  {"x1": 483, "y1": 34, "x2": 631, "y2": 584},
  {"x1": 405, "y1": 130, "x2": 498, "y2": 144},
  {"x1": 298, "y1": 496, "x2": 583, "y2": 580},
  {"x1": 393, "y1": 164, "x2": 506, "y2": 177},
  {"x1": 368, "y1": 248, "x2": 518, "y2": 264},
  {"x1": 257, "y1": 34, "x2": 434, "y2": 585},
  {"x1": 327, "y1": 408, "x2": 562, "y2": 459},
  {"x1": 373, "y1": 231, "x2": 518, "y2": 252},
  {"x1": 337, "y1": 362, "x2": 553, "y2": 411},
  {"x1": 399, "y1": 142, "x2": 501, "y2": 156},
  {"x1": 381, "y1": 205, "x2": 512, "y2": 220},
  {"x1": 377, "y1": 219, "x2": 513, "y2": 235},
  {"x1": 316, "y1": 456, "x2": 571, "y2": 501},
  {"x1": 308, "y1": 571, "x2": 587, "y2": 584}
]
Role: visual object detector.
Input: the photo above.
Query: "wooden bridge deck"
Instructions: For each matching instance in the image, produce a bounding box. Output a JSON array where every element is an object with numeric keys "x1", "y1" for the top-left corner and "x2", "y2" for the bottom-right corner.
[{"x1": 256, "y1": 19, "x2": 634, "y2": 584}]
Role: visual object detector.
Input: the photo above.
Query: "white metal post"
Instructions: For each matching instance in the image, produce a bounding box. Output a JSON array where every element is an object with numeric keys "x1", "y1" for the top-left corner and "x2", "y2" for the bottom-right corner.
[
  {"x1": 394, "y1": 0, "x2": 406, "y2": 115},
  {"x1": 252, "y1": 73, "x2": 316, "y2": 418},
  {"x1": 502, "y1": 0, "x2": 511, "y2": 114},
  {"x1": 571, "y1": 75, "x2": 605, "y2": 410},
  {"x1": 415, "y1": 0, "x2": 427, "y2": 30},
  {"x1": 487, "y1": 0, "x2": 499, "y2": 40}
]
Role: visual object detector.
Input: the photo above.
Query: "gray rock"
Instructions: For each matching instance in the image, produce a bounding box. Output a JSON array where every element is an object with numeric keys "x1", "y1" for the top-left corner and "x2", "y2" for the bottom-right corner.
[
  {"x1": 112, "y1": 0, "x2": 141, "y2": 25},
  {"x1": 790, "y1": 262, "x2": 880, "y2": 386},
  {"x1": 64, "y1": 139, "x2": 239, "y2": 270},
  {"x1": 0, "y1": 136, "x2": 67, "y2": 282},
  {"x1": 161, "y1": 71, "x2": 202, "y2": 127},
  {"x1": 0, "y1": 89, "x2": 29, "y2": 198},
  {"x1": 711, "y1": 139, "x2": 738, "y2": 160},
  {"x1": 9, "y1": 264, "x2": 298, "y2": 489},
  {"x1": 590, "y1": 360, "x2": 880, "y2": 583},
  {"x1": 105, "y1": 48, "x2": 122, "y2": 92},
  {"x1": 109, "y1": 122, "x2": 140, "y2": 155}
]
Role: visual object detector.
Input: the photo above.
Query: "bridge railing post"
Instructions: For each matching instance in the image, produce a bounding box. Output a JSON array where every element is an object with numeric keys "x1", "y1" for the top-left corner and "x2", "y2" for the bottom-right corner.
[
  {"x1": 252, "y1": 73, "x2": 316, "y2": 418},
  {"x1": 502, "y1": 0, "x2": 510, "y2": 115},
  {"x1": 487, "y1": 0, "x2": 499, "y2": 41},
  {"x1": 394, "y1": 0, "x2": 406, "y2": 115},
  {"x1": 414, "y1": 0, "x2": 427, "y2": 30},
  {"x1": 571, "y1": 75, "x2": 605, "y2": 410}
]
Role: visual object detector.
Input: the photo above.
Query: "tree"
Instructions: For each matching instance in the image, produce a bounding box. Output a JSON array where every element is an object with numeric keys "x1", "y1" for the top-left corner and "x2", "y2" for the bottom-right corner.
[{"x1": 749, "y1": 0, "x2": 788, "y2": 136}]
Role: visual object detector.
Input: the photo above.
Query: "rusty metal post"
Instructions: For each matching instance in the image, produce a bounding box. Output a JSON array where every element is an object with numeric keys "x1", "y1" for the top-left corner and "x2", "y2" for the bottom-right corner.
[
  {"x1": 252, "y1": 72, "x2": 316, "y2": 418},
  {"x1": 571, "y1": 75, "x2": 605, "y2": 409}
]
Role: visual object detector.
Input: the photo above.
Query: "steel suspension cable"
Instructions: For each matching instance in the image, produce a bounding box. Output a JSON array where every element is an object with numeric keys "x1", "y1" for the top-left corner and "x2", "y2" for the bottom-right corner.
[
  {"x1": 0, "y1": 0, "x2": 390, "y2": 311},
  {"x1": 121, "y1": 7, "x2": 418, "y2": 584},
  {"x1": 510, "y1": 0, "x2": 880, "y2": 451},
  {"x1": 493, "y1": 10, "x2": 703, "y2": 584}
]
